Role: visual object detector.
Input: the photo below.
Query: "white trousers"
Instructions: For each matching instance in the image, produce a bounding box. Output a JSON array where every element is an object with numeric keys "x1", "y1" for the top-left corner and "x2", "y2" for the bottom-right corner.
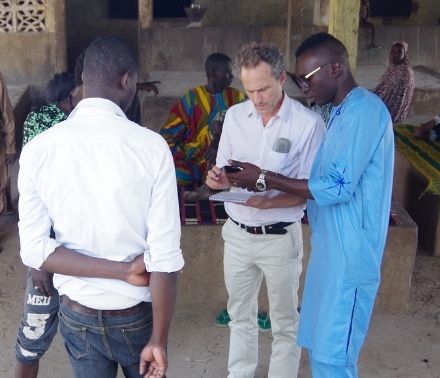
[{"x1": 222, "y1": 219, "x2": 303, "y2": 378}]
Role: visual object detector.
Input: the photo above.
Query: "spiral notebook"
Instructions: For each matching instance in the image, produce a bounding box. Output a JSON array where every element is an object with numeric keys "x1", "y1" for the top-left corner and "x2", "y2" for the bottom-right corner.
[{"x1": 209, "y1": 191, "x2": 253, "y2": 204}]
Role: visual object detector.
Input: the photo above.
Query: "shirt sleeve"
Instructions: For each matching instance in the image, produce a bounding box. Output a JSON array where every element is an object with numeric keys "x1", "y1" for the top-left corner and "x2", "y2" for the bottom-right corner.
[
  {"x1": 309, "y1": 101, "x2": 391, "y2": 207},
  {"x1": 18, "y1": 145, "x2": 60, "y2": 268},
  {"x1": 144, "y1": 137, "x2": 184, "y2": 273}
]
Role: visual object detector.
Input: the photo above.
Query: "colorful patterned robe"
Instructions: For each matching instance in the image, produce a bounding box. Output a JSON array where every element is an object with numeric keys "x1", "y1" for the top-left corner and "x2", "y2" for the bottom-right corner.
[
  {"x1": 160, "y1": 85, "x2": 245, "y2": 186},
  {"x1": 23, "y1": 103, "x2": 68, "y2": 145}
]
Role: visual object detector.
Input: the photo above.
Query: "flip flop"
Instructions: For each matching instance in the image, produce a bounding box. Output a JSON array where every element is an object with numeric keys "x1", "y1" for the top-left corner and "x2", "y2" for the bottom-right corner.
[
  {"x1": 257, "y1": 312, "x2": 271, "y2": 332},
  {"x1": 214, "y1": 308, "x2": 231, "y2": 328}
]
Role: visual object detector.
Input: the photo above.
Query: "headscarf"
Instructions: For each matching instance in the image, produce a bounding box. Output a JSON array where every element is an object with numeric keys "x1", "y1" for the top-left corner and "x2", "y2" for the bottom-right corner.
[{"x1": 374, "y1": 40, "x2": 415, "y2": 122}]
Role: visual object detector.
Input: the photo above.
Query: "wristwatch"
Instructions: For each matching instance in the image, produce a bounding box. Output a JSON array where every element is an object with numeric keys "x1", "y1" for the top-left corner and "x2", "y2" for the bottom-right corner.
[{"x1": 255, "y1": 170, "x2": 268, "y2": 191}]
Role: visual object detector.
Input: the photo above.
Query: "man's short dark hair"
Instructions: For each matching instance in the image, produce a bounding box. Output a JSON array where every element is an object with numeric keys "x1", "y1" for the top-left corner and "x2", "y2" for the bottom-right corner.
[
  {"x1": 45, "y1": 72, "x2": 75, "y2": 103},
  {"x1": 82, "y1": 37, "x2": 137, "y2": 85},
  {"x1": 295, "y1": 32, "x2": 348, "y2": 59},
  {"x1": 205, "y1": 53, "x2": 232, "y2": 72}
]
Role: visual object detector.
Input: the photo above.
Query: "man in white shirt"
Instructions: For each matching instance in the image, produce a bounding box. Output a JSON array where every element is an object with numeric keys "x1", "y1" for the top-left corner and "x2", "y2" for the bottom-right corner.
[
  {"x1": 18, "y1": 37, "x2": 184, "y2": 378},
  {"x1": 206, "y1": 42, "x2": 325, "y2": 378}
]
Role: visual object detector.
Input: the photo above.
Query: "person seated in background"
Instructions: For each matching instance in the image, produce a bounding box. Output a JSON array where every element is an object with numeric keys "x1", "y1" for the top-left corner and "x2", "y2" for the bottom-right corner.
[
  {"x1": 184, "y1": 99, "x2": 247, "y2": 201},
  {"x1": 374, "y1": 41, "x2": 414, "y2": 123},
  {"x1": 22, "y1": 72, "x2": 77, "y2": 145},
  {"x1": 183, "y1": 109, "x2": 229, "y2": 201},
  {"x1": 413, "y1": 114, "x2": 440, "y2": 141},
  {"x1": 160, "y1": 53, "x2": 245, "y2": 187},
  {"x1": 359, "y1": 0, "x2": 380, "y2": 49}
]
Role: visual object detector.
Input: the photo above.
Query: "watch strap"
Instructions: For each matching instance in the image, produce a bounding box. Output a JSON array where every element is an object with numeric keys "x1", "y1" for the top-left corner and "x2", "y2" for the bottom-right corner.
[{"x1": 258, "y1": 169, "x2": 268, "y2": 180}]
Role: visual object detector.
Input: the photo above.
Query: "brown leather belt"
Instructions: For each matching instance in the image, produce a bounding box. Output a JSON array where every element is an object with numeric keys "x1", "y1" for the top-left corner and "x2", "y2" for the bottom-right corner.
[{"x1": 61, "y1": 295, "x2": 150, "y2": 317}]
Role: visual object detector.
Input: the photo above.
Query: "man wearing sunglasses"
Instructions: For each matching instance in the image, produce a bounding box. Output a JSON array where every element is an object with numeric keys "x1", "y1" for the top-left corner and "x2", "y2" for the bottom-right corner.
[{"x1": 220, "y1": 33, "x2": 394, "y2": 377}]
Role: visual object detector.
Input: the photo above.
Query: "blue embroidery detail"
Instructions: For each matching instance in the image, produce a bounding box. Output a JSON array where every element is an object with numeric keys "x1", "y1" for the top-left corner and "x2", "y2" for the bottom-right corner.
[
  {"x1": 335, "y1": 107, "x2": 342, "y2": 115},
  {"x1": 323, "y1": 166, "x2": 352, "y2": 196}
]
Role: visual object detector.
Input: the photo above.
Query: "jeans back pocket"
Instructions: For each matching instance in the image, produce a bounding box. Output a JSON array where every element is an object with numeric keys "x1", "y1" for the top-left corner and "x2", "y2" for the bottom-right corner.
[{"x1": 59, "y1": 308, "x2": 89, "y2": 360}]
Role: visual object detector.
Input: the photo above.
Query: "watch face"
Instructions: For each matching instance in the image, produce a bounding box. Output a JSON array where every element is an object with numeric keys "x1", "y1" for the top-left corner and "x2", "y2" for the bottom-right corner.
[{"x1": 256, "y1": 179, "x2": 266, "y2": 191}]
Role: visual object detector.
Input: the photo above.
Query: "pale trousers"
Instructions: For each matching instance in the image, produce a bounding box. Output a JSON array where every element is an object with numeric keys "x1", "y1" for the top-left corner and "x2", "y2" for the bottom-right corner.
[{"x1": 222, "y1": 219, "x2": 303, "y2": 378}]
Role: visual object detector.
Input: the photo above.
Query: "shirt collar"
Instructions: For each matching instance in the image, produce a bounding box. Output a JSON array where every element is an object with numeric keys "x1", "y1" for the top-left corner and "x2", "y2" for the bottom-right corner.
[
  {"x1": 69, "y1": 98, "x2": 128, "y2": 120},
  {"x1": 246, "y1": 91, "x2": 291, "y2": 123}
]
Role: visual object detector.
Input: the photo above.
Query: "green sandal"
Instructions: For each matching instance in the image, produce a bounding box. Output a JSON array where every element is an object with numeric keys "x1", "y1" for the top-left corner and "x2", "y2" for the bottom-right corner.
[
  {"x1": 214, "y1": 309, "x2": 272, "y2": 332},
  {"x1": 257, "y1": 312, "x2": 271, "y2": 332},
  {"x1": 214, "y1": 308, "x2": 231, "y2": 327}
]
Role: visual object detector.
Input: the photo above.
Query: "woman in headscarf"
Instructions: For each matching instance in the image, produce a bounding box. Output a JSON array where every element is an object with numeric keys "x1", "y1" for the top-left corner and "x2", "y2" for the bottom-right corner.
[{"x1": 374, "y1": 41, "x2": 414, "y2": 122}]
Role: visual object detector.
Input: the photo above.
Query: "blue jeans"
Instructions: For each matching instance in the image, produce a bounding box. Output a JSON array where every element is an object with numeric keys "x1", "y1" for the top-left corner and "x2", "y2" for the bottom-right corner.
[
  {"x1": 59, "y1": 301, "x2": 153, "y2": 378},
  {"x1": 15, "y1": 269, "x2": 60, "y2": 364}
]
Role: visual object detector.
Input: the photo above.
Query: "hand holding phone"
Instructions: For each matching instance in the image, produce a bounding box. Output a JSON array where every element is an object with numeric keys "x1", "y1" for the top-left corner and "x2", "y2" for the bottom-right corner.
[{"x1": 223, "y1": 165, "x2": 243, "y2": 173}]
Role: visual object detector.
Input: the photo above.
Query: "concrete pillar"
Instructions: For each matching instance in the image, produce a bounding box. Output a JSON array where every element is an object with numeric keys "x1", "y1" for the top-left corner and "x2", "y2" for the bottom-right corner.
[
  {"x1": 286, "y1": 0, "x2": 303, "y2": 71},
  {"x1": 328, "y1": 0, "x2": 360, "y2": 70},
  {"x1": 51, "y1": 0, "x2": 67, "y2": 73},
  {"x1": 138, "y1": 0, "x2": 153, "y2": 29},
  {"x1": 312, "y1": 0, "x2": 330, "y2": 26},
  {"x1": 138, "y1": 0, "x2": 153, "y2": 80}
]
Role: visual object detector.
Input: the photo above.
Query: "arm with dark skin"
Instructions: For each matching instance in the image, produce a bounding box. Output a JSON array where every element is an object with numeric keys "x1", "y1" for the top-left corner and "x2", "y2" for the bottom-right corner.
[
  {"x1": 246, "y1": 193, "x2": 306, "y2": 209},
  {"x1": 264, "y1": 172, "x2": 312, "y2": 199},
  {"x1": 139, "y1": 272, "x2": 178, "y2": 378},
  {"x1": 137, "y1": 81, "x2": 161, "y2": 97},
  {"x1": 40, "y1": 246, "x2": 150, "y2": 286},
  {"x1": 41, "y1": 247, "x2": 177, "y2": 378},
  {"x1": 220, "y1": 160, "x2": 314, "y2": 200},
  {"x1": 413, "y1": 117, "x2": 438, "y2": 140}
]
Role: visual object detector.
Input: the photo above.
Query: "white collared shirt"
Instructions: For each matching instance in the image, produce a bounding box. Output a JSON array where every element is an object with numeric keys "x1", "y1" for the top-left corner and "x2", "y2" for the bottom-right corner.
[
  {"x1": 216, "y1": 94, "x2": 325, "y2": 226},
  {"x1": 18, "y1": 98, "x2": 184, "y2": 309}
]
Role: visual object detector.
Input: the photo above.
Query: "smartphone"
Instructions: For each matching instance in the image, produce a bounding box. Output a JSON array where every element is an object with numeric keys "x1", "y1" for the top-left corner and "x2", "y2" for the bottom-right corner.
[{"x1": 223, "y1": 165, "x2": 243, "y2": 173}]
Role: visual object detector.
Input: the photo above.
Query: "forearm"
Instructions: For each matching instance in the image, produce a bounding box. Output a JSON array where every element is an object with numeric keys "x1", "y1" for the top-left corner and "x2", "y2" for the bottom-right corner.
[
  {"x1": 148, "y1": 272, "x2": 178, "y2": 346},
  {"x1": 266, "y1": 172, "x2": 313, "y2": 199},
  {"x1": 246, "y1": 192, "x2": 306, "y2": 210},
  {"x1": 40, "y1": 246, "x2": 129, "y2": 281},
  {"x1": 266, "y1": 193, "x2": 306, "y2": 208}
]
